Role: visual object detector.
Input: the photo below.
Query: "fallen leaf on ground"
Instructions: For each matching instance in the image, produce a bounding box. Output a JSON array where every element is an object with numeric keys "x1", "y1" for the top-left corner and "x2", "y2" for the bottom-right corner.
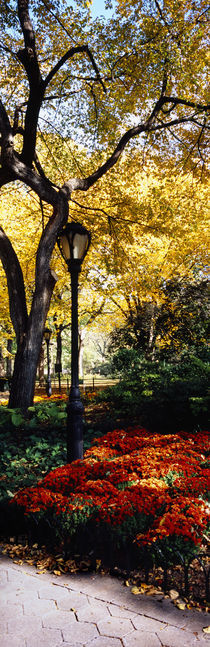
[
  {"x1": 203, "y1": 627, "x2": 210, "y2": 634},
  {"x1": 146, "y1": 587, "x2": 162, "y2": 595},
  {"x1": 169, "y1": 589, "x2": 179, "y2": 600},
  {"x1": 131, "y1": 586, "x2": 141, "y2": 595},
  {"x1": 36, "y1": 569, "x2": 47, "y2": 574},
  {"x1": 176, "y1": 601, "x2": 186, "y2": 610}
]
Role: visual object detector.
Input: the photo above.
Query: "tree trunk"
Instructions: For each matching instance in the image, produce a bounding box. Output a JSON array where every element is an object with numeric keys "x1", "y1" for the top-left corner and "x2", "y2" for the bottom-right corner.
[
  {"x1": 8, "y1": 271, "x2": 57, "y2": 409},
  {"x1": 9, "y1": 339, "x2": 40, "y2": 408},
  {"x1": 0, "y1": 346, "x2": 5, "y2": 377},
  {"x1": 6, "y1": 338, "x2": 13, "y2": 377}
]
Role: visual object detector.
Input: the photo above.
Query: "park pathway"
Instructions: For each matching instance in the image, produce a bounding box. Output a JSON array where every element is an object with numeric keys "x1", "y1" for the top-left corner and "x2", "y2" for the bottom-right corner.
[{"x1": 0, "y1": 552, "x2": 209, "y2": 647}]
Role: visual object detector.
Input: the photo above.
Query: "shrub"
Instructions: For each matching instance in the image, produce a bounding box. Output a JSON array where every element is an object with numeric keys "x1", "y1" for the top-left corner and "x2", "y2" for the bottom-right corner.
[
  {"x1": 97, "y1": 355, "x2": 209, "y2": 432},
  {"x1": 11, "y1": 427, "x2": 209, "y2": 569}
]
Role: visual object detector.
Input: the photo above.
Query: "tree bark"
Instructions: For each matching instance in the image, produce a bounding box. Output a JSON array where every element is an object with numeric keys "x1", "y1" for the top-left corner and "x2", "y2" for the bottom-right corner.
[
  {"x1": 6, "y1": 338, "x2": 13, "y2": 378},
  {"x1": 9, "y1": 338, "x2": 40, "y2": 407},
  {"x1": 0, "y1": 347, "x2": 5, "y2": 377}
]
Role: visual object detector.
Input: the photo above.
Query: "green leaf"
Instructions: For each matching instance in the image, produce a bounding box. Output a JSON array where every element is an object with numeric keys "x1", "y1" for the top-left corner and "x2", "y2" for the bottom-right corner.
[{"x1": 11, "y1": 412, "x2": 24, "y2": 427}]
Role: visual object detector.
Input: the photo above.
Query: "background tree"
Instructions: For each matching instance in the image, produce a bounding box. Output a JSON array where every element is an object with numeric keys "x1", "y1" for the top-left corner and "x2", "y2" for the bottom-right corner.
[{"x1": 109, "y1": 277, "x2": 209, "y2": 363}]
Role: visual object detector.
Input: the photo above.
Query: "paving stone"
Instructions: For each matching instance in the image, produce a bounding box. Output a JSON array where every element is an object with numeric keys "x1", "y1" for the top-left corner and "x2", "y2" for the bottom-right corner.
[
  {"x1": 132, "y1": 614, "x2": 168, "y2": 632},
  {"x1": 62, "y1": 620, "x2": 99, "y2": 644},
  {"x1": 38, "y1": 584, "x2": 70, "y2": 601},
  {"x1": 58, "y1": 591, "x2": 89, "y2": 611},
  {"x1": 0, "y1": 569, "x2": 8, "y2": 583},
  {"x1": 76, "y1": 602, "x2": 110, "y2": 623},
  {"x1": 0, "y1": 635, "x2": 26, "y2": 647},
  {"x1": 7, "y1": 615, "x2": 43, "y2": 635},
  {"x1": 26, "y1": 627, "x2": 63, "y2": 647},
  {"x1": 123, "y1": 632, "x2": 161, "y2": 647},
  {"x1": 156, "y1": 626, "x2": 208, "y2": 647},
  {"x1": 23, "y1": 596, "x2": 56, "y2": 615},
  {"x1": 43, "y1": 609, "x2": 77, "y2": 628},
  {"x1": 178, "y1": 612, "x2": 210, "y2": 633},
  {"x1": 86, "y1": 637, "x2": 123, "y2": 647},
  {"x1": 108, "y1": 604, "x2": 138, "y2": 620},
  {"x1": 134, "y1": 599, "x2": 189, "y2": 628},
  {"x1": 1, "y1": 587, "x2": 39, "y2": 603},
  {"x1": 1, "y1": 604, "x2": 24, "y2": 620},
  {"x1": 97, "y1": 617, "x2": 134, "y2": 638}
]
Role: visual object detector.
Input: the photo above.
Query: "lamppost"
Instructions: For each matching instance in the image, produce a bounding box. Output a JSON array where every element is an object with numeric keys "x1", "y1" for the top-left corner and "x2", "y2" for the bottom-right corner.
[
  {"x1": 44, "y1": 327, "x2": 52, "y2": 397},
  {"x1": 57, "y1": 221, "x2": 91, "y2": 462}
]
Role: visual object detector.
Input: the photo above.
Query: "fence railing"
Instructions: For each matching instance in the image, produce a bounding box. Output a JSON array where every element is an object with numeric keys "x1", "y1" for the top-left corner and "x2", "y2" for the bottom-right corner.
[{"x1": 35, "y1": 376, "x2": 118, "y2": 394}]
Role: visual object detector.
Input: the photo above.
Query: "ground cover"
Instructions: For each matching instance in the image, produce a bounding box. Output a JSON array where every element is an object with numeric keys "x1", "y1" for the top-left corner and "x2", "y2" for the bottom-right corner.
[
  {"x1": 0, "y1": 396, "x2": 102, "y2": 503},
  {"x1": 7, "y1": 427, "x2": 209, "y2": 601}
]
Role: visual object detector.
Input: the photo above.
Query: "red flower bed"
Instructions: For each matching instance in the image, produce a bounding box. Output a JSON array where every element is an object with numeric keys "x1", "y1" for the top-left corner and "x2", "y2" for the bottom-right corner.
[{"x1": 13, "y1": 428, "x2": 209, "y2": 560}]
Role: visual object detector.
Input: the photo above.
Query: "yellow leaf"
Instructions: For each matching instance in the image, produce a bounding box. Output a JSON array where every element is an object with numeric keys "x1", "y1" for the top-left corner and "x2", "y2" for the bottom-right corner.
[
  {"x1": 203, "y1": 627, "x2": 210, "y2": 634},
  {"x1": 131, "y1": 586, "x2": 141, "y2": 595},
  {"x1": 36, "y1": 569, "x2": 47, "y2": 574},
  {"x1": 53, "y1": 570, "x2": 62, "y2": 576},
  {"x1": 176, "y1": 602, "x2": 186, "y2": 610}
]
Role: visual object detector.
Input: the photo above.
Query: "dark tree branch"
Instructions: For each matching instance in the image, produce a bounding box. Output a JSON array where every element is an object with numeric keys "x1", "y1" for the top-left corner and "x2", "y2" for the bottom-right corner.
[
  {"x1": 43, "y1": 45, "x2": 107, "y2": 95},
  {"x1": 17, "y1": 0, "x2": 45, "y2": 166},
  {"x1": 41, "y1": 0, "x2": 77, "y2": 44},
  {"x1": 0, "y1": 99, "x2": 14, "y2": 165},
  {"x1": 154, "y1": 0, "x2": 169, "y2": 27},
  {"x1": 163, "y1": 95, "x2": 210, "y2": 111}
]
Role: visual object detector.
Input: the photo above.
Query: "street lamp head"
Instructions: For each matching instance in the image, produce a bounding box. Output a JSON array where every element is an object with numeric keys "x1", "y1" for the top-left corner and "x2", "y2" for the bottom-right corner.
[
  {"x1": 44, "y1": 327, "x2": 51, "y2": 342},
  {"x1": 57, "y1": 222, "x2": 91, "y2": 268}
]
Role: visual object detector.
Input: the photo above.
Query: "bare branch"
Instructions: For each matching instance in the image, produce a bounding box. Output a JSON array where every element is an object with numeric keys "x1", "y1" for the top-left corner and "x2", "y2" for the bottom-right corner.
[{"x1": 154, "y1": 0, "x2": 169, "y2": 27}]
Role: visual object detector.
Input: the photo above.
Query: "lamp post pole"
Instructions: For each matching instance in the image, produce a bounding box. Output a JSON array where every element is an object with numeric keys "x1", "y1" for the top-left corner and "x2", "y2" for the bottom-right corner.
[
  {"x1": 57, "y1": 222, "x2": 91, "y2": 463},
  {"x1": 68, "y1": 260, "x2": 84, "y2": 462}
]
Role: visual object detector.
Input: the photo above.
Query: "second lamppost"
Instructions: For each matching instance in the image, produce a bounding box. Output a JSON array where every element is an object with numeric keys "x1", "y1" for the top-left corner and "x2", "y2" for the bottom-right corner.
[{"x1": 57, "y1": 222, "x2": 91, "y2": 463}]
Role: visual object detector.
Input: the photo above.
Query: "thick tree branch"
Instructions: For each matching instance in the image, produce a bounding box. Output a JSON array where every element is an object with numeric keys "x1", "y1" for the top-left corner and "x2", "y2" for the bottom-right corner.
[
  {"x1": 0, "y1": 227, "x2": 28, "y2": 343},
  {"x1": 0, "y1": 99, "x2": 14, "y2": 165},
  {"x1": 35, "y1": 189, "x2": 69, "y2": 292},
  {"x1": 43, "y1": 45, "x2": 106, "y2": 94},
  {"x1": 17, "y1": 0, "x2": 44, "y2": 166},
  {"x1": 163, "y1": 96, "x2": 210, "y2": 111}
]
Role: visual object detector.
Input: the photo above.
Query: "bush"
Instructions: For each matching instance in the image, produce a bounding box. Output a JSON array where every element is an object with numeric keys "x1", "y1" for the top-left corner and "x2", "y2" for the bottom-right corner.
[
  {"x1": 98, "y1": 355, "x2": 209, "y2": 432},
  {"x1": 10, "y1": 428, "x2": 209, "y2": 570}
]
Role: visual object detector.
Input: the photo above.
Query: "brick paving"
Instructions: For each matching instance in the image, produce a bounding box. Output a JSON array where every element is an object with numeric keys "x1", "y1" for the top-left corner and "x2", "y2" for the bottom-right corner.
[{"x1": 0, "y1": 553, "x2": 209, "y2": 647}]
